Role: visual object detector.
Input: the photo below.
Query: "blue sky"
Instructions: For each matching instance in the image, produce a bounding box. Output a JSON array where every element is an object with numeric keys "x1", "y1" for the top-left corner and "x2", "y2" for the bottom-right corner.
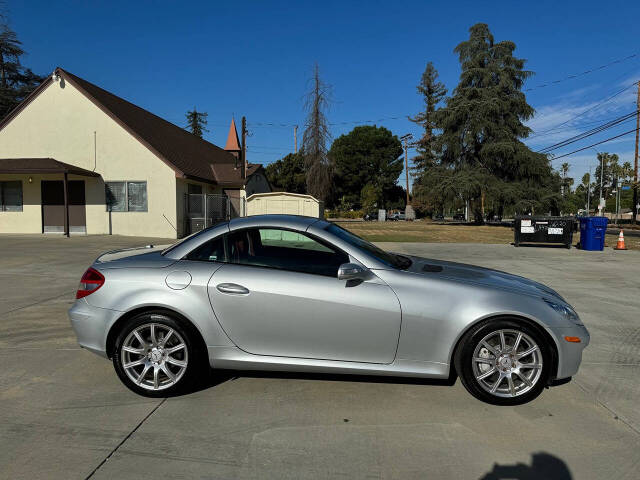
[{"x1": 7, "y1": 0, "x2": 640, "y2": 187}]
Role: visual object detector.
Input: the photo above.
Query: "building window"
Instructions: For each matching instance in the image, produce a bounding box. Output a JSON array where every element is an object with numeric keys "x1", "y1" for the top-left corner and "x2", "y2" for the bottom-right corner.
[
  {"x1": 106, "y1": 181, "x2": 147, "y2": 212},
  {"x1": 187, "y1": 183, "x2": 202, "y2": 195},
  {"x1": 0, "y1": 181, "x2": 23, "y2": 212}
]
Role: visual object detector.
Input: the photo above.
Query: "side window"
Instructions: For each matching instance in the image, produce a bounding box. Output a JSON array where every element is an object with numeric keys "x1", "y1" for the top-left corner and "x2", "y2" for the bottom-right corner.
[
  {"x1": 0, "y1": 181, "x2": 23, "y2": 212},
  {"x1": 227, "y1": 228, "x2": 348, "y2": 277},
  {"x1": 186, "y1": 236, "x2": 225, "y2": 262},
  {"x1": 105, "y1": 181, "x2": 147, "y2": 212},
  {"x1": 105, "y1": 182, "x2": 126, "y2": 211}
]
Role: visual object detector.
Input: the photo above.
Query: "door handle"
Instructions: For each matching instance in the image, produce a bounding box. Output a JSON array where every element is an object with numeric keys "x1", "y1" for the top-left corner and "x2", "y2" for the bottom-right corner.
[{"x1": 216, "y1": 283, "x2": 250, "y2": 295}]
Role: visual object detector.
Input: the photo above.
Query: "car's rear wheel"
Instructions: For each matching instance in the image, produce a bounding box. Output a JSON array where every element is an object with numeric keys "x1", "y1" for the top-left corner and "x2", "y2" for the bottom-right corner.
[
  {"x1": 112, "y1": 312, "x2": 203, "y2": 397},
  {"x1": 454, "y1": 319, "x2": 552, "y2": 405}
]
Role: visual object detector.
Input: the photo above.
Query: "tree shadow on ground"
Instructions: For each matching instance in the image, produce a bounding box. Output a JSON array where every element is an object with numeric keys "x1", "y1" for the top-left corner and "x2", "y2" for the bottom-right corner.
[{"x1": 480, "y1": 453, "x2": 572, "y2": 480}]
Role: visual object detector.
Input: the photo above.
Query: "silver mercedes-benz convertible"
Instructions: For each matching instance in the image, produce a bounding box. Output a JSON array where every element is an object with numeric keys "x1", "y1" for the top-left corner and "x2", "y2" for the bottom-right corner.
[{"x1": 69, "y1": 214, "x2": 589, "y2": 405}]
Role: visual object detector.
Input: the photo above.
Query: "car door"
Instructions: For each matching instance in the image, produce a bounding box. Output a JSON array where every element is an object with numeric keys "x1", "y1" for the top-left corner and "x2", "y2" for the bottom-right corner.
[{"x1": 206, "y1": 227, "x2": 402, "y2": 364}]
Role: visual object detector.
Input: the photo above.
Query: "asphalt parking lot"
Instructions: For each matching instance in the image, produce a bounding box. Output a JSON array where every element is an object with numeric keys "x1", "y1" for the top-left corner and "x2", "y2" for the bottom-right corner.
[{"x1": 1, "y1": 235, "x2": 639, "y2": 479}]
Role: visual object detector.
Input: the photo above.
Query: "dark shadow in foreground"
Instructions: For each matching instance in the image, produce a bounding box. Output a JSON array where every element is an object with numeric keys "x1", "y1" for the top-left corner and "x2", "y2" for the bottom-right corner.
[
  {"x1": 480, "y1": 453, "x2": 572, "y2": 480},
  {"x1": 184, "y1": 368, "x2": 458, "y2": 395}
]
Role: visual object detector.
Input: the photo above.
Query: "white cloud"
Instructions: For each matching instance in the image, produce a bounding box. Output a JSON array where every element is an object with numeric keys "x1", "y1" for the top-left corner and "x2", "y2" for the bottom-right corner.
[{"x1": 525, "y1": 75, "x2": 638, "y2": 150}]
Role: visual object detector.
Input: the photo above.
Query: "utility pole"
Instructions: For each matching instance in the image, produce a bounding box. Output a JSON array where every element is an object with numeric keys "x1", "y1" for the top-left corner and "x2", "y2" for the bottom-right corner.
[
  {"x1": 294, "y1": 125, "x2": 298, "y2": 154},
  {"x1": 599, "y1": 153, "x2": 604, "y2": 215},
  {"x1": 587, "y1": 166, "x2": 591, "y2": 214},
  {"x1": 241, "y1": 116, "x2": 247, "y2": 179},
  {"x1": 633, "y1": 81, "x2": 639, "y2": 225},
  {"x1": 400, "y1": 134, "x2": 413, "y2": 207}
]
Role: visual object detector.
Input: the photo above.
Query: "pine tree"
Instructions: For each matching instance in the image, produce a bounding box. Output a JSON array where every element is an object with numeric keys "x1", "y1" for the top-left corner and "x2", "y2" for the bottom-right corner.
[
  {"x1": 434, "y1": 23, "x2": 557, "y2": 218},
  {"x1": 185, "y1": 107, "x2": 209, "y2": 138},
  {"x1": 409, "y1": 62, "x2": 446, "y2": 176},
  {"x1": 0, "y1": 22, "x2": 45, "y2": 119},
  {"x1": 302, "y1": 64, "x2": 332, "y2": 201}
]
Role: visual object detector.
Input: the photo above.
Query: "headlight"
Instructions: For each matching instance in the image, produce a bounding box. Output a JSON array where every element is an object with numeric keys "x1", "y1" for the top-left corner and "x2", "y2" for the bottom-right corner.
[{"x1": 544, "y1": 299, "x2": 582, "y2": 325}]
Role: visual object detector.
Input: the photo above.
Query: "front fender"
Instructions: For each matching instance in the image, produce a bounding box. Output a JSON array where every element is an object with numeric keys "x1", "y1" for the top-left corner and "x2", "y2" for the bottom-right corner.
[{"x1": 375, "y1": 270, "x2": 574, "y2": 373}]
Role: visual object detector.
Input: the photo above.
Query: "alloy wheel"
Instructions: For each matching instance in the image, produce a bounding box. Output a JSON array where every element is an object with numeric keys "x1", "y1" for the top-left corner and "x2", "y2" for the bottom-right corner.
[
  {"x1": 471, "y1": 329, "x2": 543, "y2": 398},
  {"x1": 120, "y1": 322, "x2": 189, "y2": 391}
]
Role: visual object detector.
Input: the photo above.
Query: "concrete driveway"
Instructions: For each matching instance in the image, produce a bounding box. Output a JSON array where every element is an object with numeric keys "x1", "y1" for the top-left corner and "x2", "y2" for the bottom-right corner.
[{"x1": 0, "y1": 235, "x2": 638, "y2": 479}]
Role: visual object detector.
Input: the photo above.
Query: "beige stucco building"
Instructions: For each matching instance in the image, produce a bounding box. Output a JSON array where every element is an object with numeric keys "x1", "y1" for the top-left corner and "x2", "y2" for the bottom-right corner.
[{"x1": 0, "y1": 68, "x2": 270, "y2": 238}]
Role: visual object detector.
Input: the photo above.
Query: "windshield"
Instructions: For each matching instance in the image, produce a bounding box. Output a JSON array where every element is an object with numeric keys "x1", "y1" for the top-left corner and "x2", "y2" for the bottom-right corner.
[{"x1": 325, "y1": 223, "x2": 411, "y2": 269}]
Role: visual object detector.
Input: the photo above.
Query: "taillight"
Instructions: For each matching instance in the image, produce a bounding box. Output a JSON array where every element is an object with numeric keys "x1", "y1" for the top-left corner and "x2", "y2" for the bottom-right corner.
[{"x1": 76, "y1": 267, "x2": 105, "y2": 299}]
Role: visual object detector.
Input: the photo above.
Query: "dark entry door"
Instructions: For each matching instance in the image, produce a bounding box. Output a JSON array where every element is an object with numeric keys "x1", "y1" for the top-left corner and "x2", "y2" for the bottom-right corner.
[{"x1": 41, "y1": 180, "x2": 86, "y2": 233}]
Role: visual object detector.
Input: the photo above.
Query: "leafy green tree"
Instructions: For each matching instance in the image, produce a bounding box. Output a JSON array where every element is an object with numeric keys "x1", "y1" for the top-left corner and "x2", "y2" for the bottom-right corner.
[
  {"x1": 621, "y1": 161, "x2": 633, "y2": 183},
  {"x1": 329, "y1": 125, "x2": 403, "y2": 209},
  {"x1": 560, "y1": 162, "x2": 573, "y2": 197},
  {"x1": 185, "y1": 107, "x2": 208, "y2": 137},
  {"x1": 593, "y1": 152, "x2": 621, "y2": 203},
  {"x1": 360, "y1": 183, "x2": 381, "y2": 212},
  {"x1": 433, "y1": 23, "x2": 558, "y2": 219},
  {"x1": 265, "y1": 152, "x2": 306, "y2": 193},
  {"x1": 0, "y1": 22, "x2": 45, "y2": 119}
]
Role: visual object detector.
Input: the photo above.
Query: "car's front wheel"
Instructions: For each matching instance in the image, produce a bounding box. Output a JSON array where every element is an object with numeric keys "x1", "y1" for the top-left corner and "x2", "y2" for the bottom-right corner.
[
  {"x1": 112, "y1": 312, "x2": 203, "y2": 397},
  {"x1": 454, "y1": 319, "x2": 552, "y2": 405}
]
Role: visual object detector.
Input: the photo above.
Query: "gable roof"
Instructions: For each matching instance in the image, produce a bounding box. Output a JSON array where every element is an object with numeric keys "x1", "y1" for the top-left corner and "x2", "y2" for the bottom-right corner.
[{"x1": 0, "y1": 68, "x2": 260, "y2": 186}]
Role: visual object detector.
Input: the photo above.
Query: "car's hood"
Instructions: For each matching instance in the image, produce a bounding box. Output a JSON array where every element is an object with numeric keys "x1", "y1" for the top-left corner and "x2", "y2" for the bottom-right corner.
[{"x1": 401, "y1": 255, "x2": 565, "y2": 301}]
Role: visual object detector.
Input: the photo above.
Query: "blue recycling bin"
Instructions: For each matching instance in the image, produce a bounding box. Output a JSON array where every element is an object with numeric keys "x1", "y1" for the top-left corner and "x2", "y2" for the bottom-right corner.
[{"x1": 579, "y1": 217, "x2": 609, "y2": 251}]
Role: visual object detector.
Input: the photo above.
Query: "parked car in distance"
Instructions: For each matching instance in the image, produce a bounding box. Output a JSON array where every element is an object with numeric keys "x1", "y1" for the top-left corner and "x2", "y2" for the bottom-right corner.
[
  {"x1": 388, "y1": 211, "x2": 406, "y2": 221},
  {"x1": 363, "y1": 211, "x2": 378, "y2": 221},
  {"x1": 69, "y1": 215, "x2": 589, "y2": 405},
  {"x1": 453, "y1": 213, "x2": 465, "y2": 221},
  {"x1": 433, "y1": 213, "x2": 445, "y2": 221}
]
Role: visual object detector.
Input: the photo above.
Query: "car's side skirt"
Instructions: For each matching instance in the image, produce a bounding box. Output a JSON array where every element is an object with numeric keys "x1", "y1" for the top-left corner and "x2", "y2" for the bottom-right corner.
[{"x1": 208, "y1": 346, "x2": 450, "y2": 378}]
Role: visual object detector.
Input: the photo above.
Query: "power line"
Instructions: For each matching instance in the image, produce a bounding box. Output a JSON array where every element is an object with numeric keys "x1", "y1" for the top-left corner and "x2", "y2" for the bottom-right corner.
[
  {"x1": 531, "y1": 80, "x2": 639, "y2": 136},
  {"x1": 537, "y1": 110, "x2": 638, "y2": 153},
  {"x1": 550, "y1": 128, "x2": 637, "y2": 160},
  {"x1": 249, "y1": 66, "x2": 640, "y2": 131},
  {"x1": 523, "y1": 53, "x2": 638, "y2": 92},
  {"x1": 528, "y1": 113, "x2": 639, "y2": 140},
  {"x1": 249, "y1": 115, "x2": 407, "y2": 128}
]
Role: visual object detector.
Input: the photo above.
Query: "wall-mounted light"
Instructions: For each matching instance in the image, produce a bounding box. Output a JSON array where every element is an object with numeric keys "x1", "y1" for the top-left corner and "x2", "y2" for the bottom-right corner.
[{"x1": 28, "y1": 176, "x2": 33, "y2": 183}]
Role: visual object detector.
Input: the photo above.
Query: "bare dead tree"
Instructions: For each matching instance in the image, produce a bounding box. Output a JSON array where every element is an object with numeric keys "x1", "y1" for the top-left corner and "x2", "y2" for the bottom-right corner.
[{"x1": 302, "y1": 64, "x2": 332, "y2": 201}]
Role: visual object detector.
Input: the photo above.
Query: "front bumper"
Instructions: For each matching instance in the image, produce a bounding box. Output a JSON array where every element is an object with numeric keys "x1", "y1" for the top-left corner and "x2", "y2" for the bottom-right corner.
[
  {"x1": 549, "y1": 323, "x2": 590, "y2": 379},
  {"x1": 68, "y1": 299, "x2": 122, "y2": 358}
]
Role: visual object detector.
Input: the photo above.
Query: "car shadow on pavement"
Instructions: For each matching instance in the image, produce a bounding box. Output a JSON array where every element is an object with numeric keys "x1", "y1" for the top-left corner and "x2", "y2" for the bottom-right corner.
[
  {"x1": 182, "y1": 368, "x2": 458, "y2": 395},
  {"x1": 479, "y1": 452, "x2": 572, "y2": 480}
]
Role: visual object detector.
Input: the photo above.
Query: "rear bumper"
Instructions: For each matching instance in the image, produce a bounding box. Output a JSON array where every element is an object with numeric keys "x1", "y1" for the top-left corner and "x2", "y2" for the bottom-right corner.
[
  {"x1": 549, "y1": 323, "x2": 590, "y2": 379},
  {"x1": 68, "y1": 299, "x2": 122, "y2": 358}
]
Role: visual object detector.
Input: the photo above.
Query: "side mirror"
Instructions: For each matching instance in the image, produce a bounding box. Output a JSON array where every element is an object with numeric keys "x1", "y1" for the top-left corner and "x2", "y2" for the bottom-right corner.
[{"x1": 337, "y1": 263, "x2": 367, "y2": 281}]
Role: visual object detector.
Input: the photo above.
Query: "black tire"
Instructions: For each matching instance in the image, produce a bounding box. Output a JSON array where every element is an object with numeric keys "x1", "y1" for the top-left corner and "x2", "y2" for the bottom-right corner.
[
  {"x1": 454, "y1": 318, "x2": 552, "y2": 406},
  {"x1": 112, "y1": 311, "x2": 206, "y2": 397}
]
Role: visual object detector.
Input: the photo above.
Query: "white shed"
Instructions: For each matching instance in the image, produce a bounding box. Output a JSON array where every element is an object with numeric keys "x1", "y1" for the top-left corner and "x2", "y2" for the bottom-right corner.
[{"x1": 246, "y1": 192, "x2": 323, "y2": 218}]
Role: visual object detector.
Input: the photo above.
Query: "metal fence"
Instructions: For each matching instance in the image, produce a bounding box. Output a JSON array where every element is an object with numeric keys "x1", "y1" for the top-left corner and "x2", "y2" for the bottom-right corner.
[{"x1": 184, "y1": 193, "x2": 234, "y2": 236}]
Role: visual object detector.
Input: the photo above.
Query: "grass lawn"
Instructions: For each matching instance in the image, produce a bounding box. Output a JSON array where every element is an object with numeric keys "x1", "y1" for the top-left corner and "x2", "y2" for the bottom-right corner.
[{"x1": 336, "y1": 220, "x2": 640, "y2": 250}]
